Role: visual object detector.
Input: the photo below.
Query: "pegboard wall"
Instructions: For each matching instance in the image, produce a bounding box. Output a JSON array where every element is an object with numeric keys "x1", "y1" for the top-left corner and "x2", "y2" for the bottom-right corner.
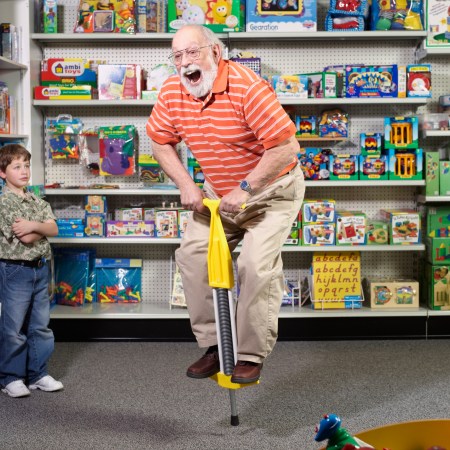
[{"x1": 37, "y1": 0, "x2": 449, "y2": 305}]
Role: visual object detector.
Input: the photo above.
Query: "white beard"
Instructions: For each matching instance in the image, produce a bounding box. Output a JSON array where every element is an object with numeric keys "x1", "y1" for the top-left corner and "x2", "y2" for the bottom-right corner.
[{"x1": 180, "y1": 61, "x2": 218, "y2": 99}]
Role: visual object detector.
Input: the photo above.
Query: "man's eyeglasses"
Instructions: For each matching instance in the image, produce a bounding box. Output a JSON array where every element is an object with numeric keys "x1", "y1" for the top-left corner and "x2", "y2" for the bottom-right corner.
[{"x1": 168, "y1": 45, "x2": 212, "y2": 66}]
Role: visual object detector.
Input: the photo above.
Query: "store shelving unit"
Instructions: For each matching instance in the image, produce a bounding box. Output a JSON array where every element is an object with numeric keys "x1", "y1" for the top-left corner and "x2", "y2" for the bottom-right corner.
[{"x1": 21, "y1": 1, "x2": 450, "y2": 339}]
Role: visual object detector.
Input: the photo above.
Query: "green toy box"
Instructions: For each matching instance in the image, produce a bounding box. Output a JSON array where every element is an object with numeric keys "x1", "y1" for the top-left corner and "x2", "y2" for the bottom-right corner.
[
  {"x1": 366, "y1": 219, "x2": 389, "y2": 245},
  {"x1": 167, "y1": 0, "x2": 244, "y2": 33},
  {"x1": 425, "y1": 263, "x2": 450, "y2": 310},
  {"x1": 387, "y1": 148, "x2": 423, "y2": 181},
  {"x1": 426, "y1": 237, "x2": 450, "y2": 265},
  {"x1": 423, "y1": 151, "x2": 440, "y2": 196},
  {"x1": 440, "y1": 161, "x2": 450, "y2": 195},
  {"x1": 427, "y1": 205, "x2": 450, "y2": 237}
]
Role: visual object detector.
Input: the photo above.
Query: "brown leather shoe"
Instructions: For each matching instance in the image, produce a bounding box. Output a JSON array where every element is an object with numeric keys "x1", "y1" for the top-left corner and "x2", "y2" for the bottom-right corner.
[
  {"x1": 186, "y1": 348, "x2": 220, "y2": 379},
  {"x1": 231, "y1": 360, "x2": 262, "y2": 384}
]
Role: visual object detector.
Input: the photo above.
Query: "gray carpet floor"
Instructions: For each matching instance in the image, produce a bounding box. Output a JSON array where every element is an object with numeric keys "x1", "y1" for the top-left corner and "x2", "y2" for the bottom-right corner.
[{"x1": 1, "y1": 340, "x2": 450, "y2": 450}]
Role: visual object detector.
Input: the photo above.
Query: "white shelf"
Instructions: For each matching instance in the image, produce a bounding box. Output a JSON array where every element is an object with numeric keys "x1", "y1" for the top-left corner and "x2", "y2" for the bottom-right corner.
[
  {"x1": 305, "y1": 180, "x2": 425, "y2": 187},
  {"x1": 33, "y1": 99, "x2": 155, "y2": 107},
  {"x1": 422, "y1": 130, "x2": 450, "y2": 138},
  {"x1": 49, "y1": 302, "x2": 429, "y2": 319},
  {"x1": 45, "y1": 188, "x2": 180, "y2": 196},
  {"x1": 0, "y1": 133, "x2": 29, "y2": 140},
  {"x1": 416, "y1": 42, "x2": 450, "y2": 60},
  {"x1": 0, "y1": 56, "x2": 28, "y2": 70},
  {"x1": 418, "y1": 195, "x2": 450, "y2": 203},
  {"x1": 427, "y1": 309, "x2": 450, "y2": 316},
  {"x1": 49, "y1": 237, "x2": 181, "y2": 244}
]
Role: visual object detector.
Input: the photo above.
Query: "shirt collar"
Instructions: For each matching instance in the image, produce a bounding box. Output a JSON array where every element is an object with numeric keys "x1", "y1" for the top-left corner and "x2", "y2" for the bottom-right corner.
[{"x1": 2, "y1": 185, "x2": 30, "y2": 201}]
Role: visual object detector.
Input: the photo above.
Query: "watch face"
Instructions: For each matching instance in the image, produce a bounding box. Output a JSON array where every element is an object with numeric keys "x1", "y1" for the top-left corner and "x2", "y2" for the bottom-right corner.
[{"x1": 240, "y1": 180, "x2": 251, "y2": 193}]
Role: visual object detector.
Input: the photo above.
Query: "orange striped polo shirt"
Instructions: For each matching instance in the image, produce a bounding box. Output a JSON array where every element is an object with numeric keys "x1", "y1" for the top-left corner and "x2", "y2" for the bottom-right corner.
[{"x1": 146, "y1": 59, "x2": 296, "y2": 196}]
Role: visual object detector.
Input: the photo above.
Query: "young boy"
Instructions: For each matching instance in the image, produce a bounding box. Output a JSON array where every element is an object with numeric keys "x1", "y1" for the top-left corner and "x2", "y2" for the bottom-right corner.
[{"x1": 0, "y1": 144, "x2": 63, "y2": 398}]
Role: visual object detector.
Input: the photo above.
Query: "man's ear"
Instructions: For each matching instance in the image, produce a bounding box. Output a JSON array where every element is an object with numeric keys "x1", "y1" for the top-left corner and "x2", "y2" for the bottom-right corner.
[{"x1": 212, "y1": 44, "x2": 221, "y2": 64}]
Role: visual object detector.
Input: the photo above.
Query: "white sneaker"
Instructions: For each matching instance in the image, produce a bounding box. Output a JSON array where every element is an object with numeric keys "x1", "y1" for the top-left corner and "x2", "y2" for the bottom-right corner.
[
  {"x1": 29, "y1": 375, "x2": 64, "y2": 392},
  {"x1": 1, "y1": 380, "x2": 31, "y2": 398}
]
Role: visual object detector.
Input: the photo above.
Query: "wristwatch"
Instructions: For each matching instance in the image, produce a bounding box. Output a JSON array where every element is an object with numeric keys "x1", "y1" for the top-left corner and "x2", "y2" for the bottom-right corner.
[{"x1": 239, "y1": 180, "x2": 253, "y2": 195}]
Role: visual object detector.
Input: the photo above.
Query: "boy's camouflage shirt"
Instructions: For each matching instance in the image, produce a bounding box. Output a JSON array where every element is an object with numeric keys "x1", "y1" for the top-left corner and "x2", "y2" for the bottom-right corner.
[{"x1": 0, "y1": 186, "x2": 56, "y2": 261}]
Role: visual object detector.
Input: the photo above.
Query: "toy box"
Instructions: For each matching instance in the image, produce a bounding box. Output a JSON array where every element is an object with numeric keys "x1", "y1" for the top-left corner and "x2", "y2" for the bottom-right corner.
[
  {"x1": 425, "y1": 263, "x2": 450, "y2": 310},
  {"x1": 302, "y1": 222, "x2": 335, "y2": 245},
  {"x1": 345, "y1": 65, "x2": 398, "y2": 98},
  {"x1": 34, "y1": 85, "x2": 92, "y2": 100},
  {"x1": 85, "y1": 213, "x2": 106, "y2": 236},
  {"x1": 98, "y1": 64, "x2": 142, "y2": 100},
  {"x1": 387, "y1": 148, "x2": 423, "y2": 180},
  {"x1": 56, "y1": 218, "x2": 85, "y2": 237},
  {"x1": 298, "y1": 148, "x2": 331, "y2": 180},
  {"x1": 43, "y1": 0, "x2": 58, "y2": 33},
  {"x1": 246, "y1": 0, "x2": 317, "y2": 32},
  {"x1": 366, "y1": 219, "x2": 389, "y2": 245},
  {"x1": 310, "y1": 251, "x2": 362, "y2": 309},
  {"x1": 155, "y1": 209, "x2": 178, "y2": 238},
  {"x1": 325, "y1": 14, "x2": 365, "y2": 32},
  {"x1": 300, "y1": 72, "x2": 337, "y2": 98},
  {"x1": 178, "y1": 210, "x2": 191, "y2": 238},
  {"x1": 359, "y1": 154, "x2": 389, "y2": 180},
  {"x1": 360, "y1": 132, "x2": 382, "y2": 155},
  {"x1": 380, "y1": 209, "x2": 421, "y2": 245},
  {"x1": 365, "y1": 278, "x2": 419, "y2": 309},
  {"x1": 95, "y1": 258, "x2": 142, "y2": 303},
  {"x1": 329, "y1": 154, "x2": 358, "y2": 181},
  {"x1": 115, "y1": 207, "x2": 144, "y2": 221},
  {"x1": 167, "y1": 0, "x2": 244, "y2": 33},
  {"x1": 384, "y1": 116, "x2": 419, "y2": 149},
  {"x1": 370, "y1": 0, "x2": 424, "y2": 31},
  {"x1": 106, "y1": 220, "x2": 155, "y2": 237},
  {"x1": 335, "y1": 210, "x2": 367, "y2": 245},
  {"x1": 187, "y1": 152, "x2": 205, "y2": 187},
  {"x1": 98, "y1": 125, "x2": 136, "y2": 176},
  {"x1": 426, "y1": 237, "x2": 450, "y2": 265},
  {"x1": 425, "y1": 0, "x2": 450, "y2": 47},
  {"x1": 423, "y1": 151, "x2": 440, "y2": 196},
  {"x1": 85, "y1": 195, "x2": 107, "y2": 214},
  {"x1": 295, "y1": 115, "x2": 317, "y2": 137},
  {"x1": 302, "y1": 199, "x2": 336, "y2": 223},
  {"x1": 272, "y1": 75, "x2": 308, "y2": 98},
  {"x1": 440, "y1": 161, "x2": 450, "y2": 195},
  {"x1": 137, "y1": 0, "x2": 167, "y2": 32},
  {"x1": 318, "y1": 109, "x2": 348, "y2": 138},
  {"x1": 427, "y1": 206, "x2": 450, "y2": 237},
  {"x1": 285, "y1": 227, "x2": 301, "y2": 246},
  {"x1": 40, "y1": 59, "x2": 98, "y2": 88},
  {"x1": 407, "y1": 64, "x2": 431, "y2": 97}
]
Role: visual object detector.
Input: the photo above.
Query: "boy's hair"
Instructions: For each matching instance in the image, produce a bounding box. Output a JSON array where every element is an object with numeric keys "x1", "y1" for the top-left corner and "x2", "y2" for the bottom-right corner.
[{"x1": 0, "y1": 144, "x2": 31, "y2": 173}]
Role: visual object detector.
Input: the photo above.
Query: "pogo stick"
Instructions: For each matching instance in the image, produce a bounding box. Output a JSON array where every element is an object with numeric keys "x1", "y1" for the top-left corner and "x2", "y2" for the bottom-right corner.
[{"x1": 203, "y1": 198, "x2": 258, "y2": 427}]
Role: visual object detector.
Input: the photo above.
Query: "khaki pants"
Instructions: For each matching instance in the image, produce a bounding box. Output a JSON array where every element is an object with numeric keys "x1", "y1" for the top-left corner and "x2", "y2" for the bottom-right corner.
[{"x1": 176, "y1": 165, "x2": 305, "y2": 363}]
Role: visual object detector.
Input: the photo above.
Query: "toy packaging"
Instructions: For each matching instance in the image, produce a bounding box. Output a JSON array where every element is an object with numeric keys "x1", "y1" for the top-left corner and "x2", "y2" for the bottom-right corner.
[
  {"x1": 74, "y1": 0, "x2": 137, "y2": 34},
  {"x1": 295, "y1": 115, "x2": 317, "y2": 137},
  {"x1": 45, "y1": 115, "x2": 83, "y2": 159},
  {"x1": 138, "y1": 154, "x2": 174, "y2": 187},
  {"x1": 98, "y1": 64, "x2": 142, "y2": 100},
  {"x1": 137, "y1": 0, "x2": 168, "y2": 32},
  {"x1": 298, "y1": 148, "x2": 331, "y2": 180},
  {"x1": 56, "y1": 218, "x2": 85, "y2": 237},
  {"x1": 178, "y1": 210, "x2": 191, "y2": 238},
  {"x1": 85, "y1": 213, "x2": 106, "y2": 236},
  {"x1": 272, "y1": 75, "x2": 308, "y2": 98},
  {"x1": 144, "y1": 64, "x2": 177, "y2": 100},
  {"x1": 423, "y1": 151, "x2": 440, "y2": 196},
  {"x1": 384, "y1": 116, "x2": 419, "y2": 149},
  {"x1": 43, "y1": 0, "x2": 58, "y2": 33},
  {"x1": 155, "y1": 209, "x2": 178, "y2": 238},
  {"x1": 359, "y1": 154, "x2": 389, "y2": 180},
  {"x1": 310, "y1": 251, "x2": 362, "y2": 309},
  {"x1": 440, "y1": 161, "x2": 450, "y2": 195},
  {"x1": 426, "y1": 0, "x2": 450, "y2": 47},
  {"x1": 426, "y1": 237, "x2": 450, "y2": 265},
  {"x1": 360, "y1": 132, "x2": 382, "y2": 155},
  {"x1": 299, "y1": 72, "x2": 337, "y2": 98},
  {"x1": 98, "y1": 125, "x2": 136, "y2": 176},
  {"x1": 302, "y1": 223, "x2": 335, "y2": 245},
  {"x1": 345, "y1": 64, "x2": 398, "y2": 98},
  {"x1": 170, "y1": 264, "x2": 187, "y2": 308},
  {"x1": 302, "y1": 199, "x2": 336, "y2": 223},
  {"x1": 318, "y1": 109, "x2": 348, "y2": 138},
  {"x1": 40, "y1": 59, "x2": 98, "y2": 88},
  {"x1": 187, "y1": 149, "x2": 205, "y2": 187},
  {"x1": 366, "y1": 219, "x2": 389, "y2": 245},
  {"x1": 95, "y1": 258, "x2": 142, "y2": 303},
  {"x1": 387, "y1": 148, "x2": 423, "y2": 180},
  {"x1": 85, "y1": 195, "x2": 107, "y2": 214},
  {"x1": 329, "y1": 154, "x2": 358, "y2": 180},
  {"x1": 325, "y1": 14, "x2": 365, "y2": 31},
  {"x1": 365, "y1": 277, "x2": 419, "y2": 308},
  {"x1": 115, "y1": 207, "x2": 143, "y2": 221},
  {"x1": 106, "y1": 220, "x2": 155, "y2": 237},
  {"x1": 167, "y1": 0, "x2": 245, "y2": 33},
  {"x1": 335, "y1": 210, "x2": 367, "y2": 245},
  {"x1": 54, "y1": 249, "x2": 92, "y2": 306},
  {"x1": 427, "y1": 206, "x2": 450, "y2": 237},
  {"x1": 380, "y1": 209, "x2": 421, "y2": 244},
  {"x1": 370, "y1": 0, "x2": 424, "y2": 31},
  {"x1": 34, "y1": 85, "x2": 92, "y2": 100},
  {"x1": 406, "y1": 64, "x2": 431, "y2": 97},
  {"x1": 425, "y1": 263, "x2": 450, "y2": 310},
  {"x1": 246, "y1": 0, "x2": 317, "y2": 32}
]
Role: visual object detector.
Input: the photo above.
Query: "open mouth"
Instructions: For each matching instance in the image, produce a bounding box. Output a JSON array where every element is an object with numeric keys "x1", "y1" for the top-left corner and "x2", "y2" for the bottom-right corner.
[{"x1": 184, "y1": 69, "x2": 202, "y2": 85}]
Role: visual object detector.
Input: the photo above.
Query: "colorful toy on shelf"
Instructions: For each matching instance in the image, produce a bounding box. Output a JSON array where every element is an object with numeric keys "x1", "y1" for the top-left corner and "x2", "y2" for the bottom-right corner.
[
  {"x1": 298, "y1": 148, "x2": 332, "y2": 180},
  {"x1": 381, "y1": 209, "x2": 421, "y2": 244},
  {"x1": 387, "y1": 148, "x2": 423, "y2": 180},
  {"x1": 315, "y1": 414, "x2": 373, "y2": 450},
  {"x1": 384, "y1": 116, "x2": 419, "y2": 149},
  {"x1": 360, "y1": 132, "x2": 382, "y2": 155},
  {"x1": 303, "y1": 199, "x2": 336, "y2": 223},
  {"x1": 43, "y1": 0, "x2": 58, "y2": 33},
  {"x1": 427, "y1": 206, "x2": 450, "y2": 238},
  {"x1": 407, "y1": 64, "x2": 432, "y2": 97},
  {"x1": 329, "y1": 154, "x2": 358, "y2": 180},
  {"x1": 366, "y1": 219, "x2": 389, "y2": 244},
  {"x1": 345, "y1": 64, "x2": 398, "y2": 98},
  {"x1": 359, "y1": 154, "x2": 388, "y2": 180},
  {"x1": 46, "y1": 115, "x2": 83, "y2": 159},
  {"x1": 365, "y1": 278, "x2": 419, "y2": 308},
  {"x1": 370, "y1": 0, "x2": 424, "y2": 31},
  {"x1": 318, "y1": 109, "x2": 348, "y2": 138},
  {"x1": 336, "y1": 210, "x2": 367, "y2": 245},
  {"x1": 272, "y1": 75, "x2": 307, "y2": 97},
  {"x1": 425, "y1": 263, "x2": 450, "y2": 310},
  {"x1": 426, "y1": 0, "x2": 450, "y2": 46},
  {"x1": 295, "y1": 115, "x2": 317, "y2": 137}
]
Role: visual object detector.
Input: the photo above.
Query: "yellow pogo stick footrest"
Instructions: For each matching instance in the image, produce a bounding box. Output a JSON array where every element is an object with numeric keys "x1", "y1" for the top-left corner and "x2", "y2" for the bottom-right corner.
[
  {"x1": 210, "y1": 372, "x2": 259, "y2": 390},
  {"x1": 203, "y1": 198, "x2": 234, "y2": 290}
]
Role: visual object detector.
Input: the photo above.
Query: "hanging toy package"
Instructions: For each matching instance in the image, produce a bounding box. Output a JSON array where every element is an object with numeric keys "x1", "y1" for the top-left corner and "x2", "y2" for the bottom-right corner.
[{"x1": 46, "y1": 115, "x2": 83, "y2": 159}]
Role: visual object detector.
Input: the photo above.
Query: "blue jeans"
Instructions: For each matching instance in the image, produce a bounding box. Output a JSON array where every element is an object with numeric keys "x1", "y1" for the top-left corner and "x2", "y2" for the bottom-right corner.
[{"x1": 0, "y1": 261, "x2": 54, "y2": 386}]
